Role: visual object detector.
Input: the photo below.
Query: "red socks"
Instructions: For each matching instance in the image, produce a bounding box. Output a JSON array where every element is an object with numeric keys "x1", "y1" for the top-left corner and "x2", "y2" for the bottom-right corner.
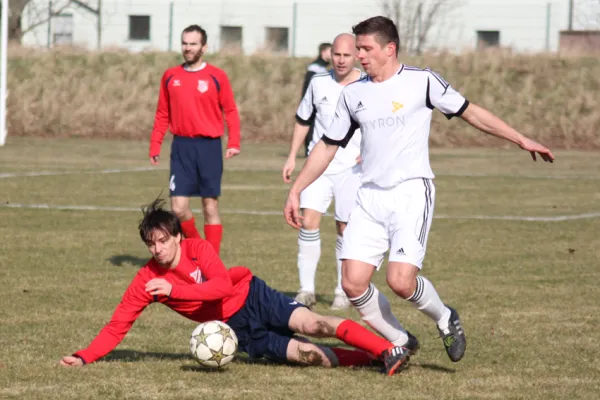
[
  {"x1": 336, "y1": 320, "x2": 392, "y2": 358},
  {"x1": 204, "y1": 224, "x2": 223, "y2": 255},
  {"x1": 179, "y1": 219, "x2": 223, "y2": 255},
  {"x1": 330, "y1": 347, "x2": 374, "y2": 367},
  {"x1": 180, "y1": 217, "x2": 201, "y2": 239}
]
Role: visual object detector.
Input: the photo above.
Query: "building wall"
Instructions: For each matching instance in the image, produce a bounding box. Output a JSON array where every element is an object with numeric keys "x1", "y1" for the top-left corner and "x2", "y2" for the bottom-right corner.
[{"x1": 20, "y1": 0, "x2": 600, "y2": 55}]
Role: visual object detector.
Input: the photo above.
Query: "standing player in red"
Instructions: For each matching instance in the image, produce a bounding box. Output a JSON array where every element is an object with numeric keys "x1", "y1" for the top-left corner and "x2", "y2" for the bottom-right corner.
[
  {"x1": 149, "y1": 24, "x2": 241, "y2": 255},
  {"x1": 58, "y1": 198, "x2": 410, "y2": 375}
]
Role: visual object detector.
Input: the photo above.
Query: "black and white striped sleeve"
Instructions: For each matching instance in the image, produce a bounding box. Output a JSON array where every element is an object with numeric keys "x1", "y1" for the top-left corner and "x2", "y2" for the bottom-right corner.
[
  {"x1": 295, "y1": 80, "x2": 316, "y2": 125},
  {"x1": 425, "y1": 69, "x2": 469, "y2": 120},
  {"x1": 322, "y1": 90, "x2": 359, "y2": 148}
]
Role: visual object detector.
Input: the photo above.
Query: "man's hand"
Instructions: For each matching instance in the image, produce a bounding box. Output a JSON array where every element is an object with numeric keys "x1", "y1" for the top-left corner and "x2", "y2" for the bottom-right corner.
[
  {"x1": 519, "y1": 138, "x2": 555, "y2": 163},
  {"x1": 150, "y1": 156, "x2": 160, "y2": 166},
  {"x1": 225, "y1": 148, "x2": 241, "y2": 159},
  {"x1": 282, "y1": 157, "x2": 296, "y2": 183},
  {"x1": 59, "y1": 356, "x2": 84, "y2": 367},
  {"x1": 284, "y1": 191, "x2": 303, "y2": 229},
  {"x1": 356, "y1": 155, "x2": 362, "y2": 164},
  {"x1": 145, "y1": 278, "x2": 172, "y2": 296}
]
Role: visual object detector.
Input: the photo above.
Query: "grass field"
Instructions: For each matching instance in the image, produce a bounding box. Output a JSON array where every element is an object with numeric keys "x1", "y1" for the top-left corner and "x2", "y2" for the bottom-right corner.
[{"x1": 1, "y1": 137, "x2": 599, "y2": 399}]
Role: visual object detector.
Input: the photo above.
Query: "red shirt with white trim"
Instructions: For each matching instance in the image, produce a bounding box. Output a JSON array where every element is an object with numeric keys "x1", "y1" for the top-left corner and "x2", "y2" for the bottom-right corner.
[
  {"x1": 73, "y1": 239, "x2": 252, "y2": 364},
  {"x1": 149, "y1": 62, "x2": 241, "y2": 157}
]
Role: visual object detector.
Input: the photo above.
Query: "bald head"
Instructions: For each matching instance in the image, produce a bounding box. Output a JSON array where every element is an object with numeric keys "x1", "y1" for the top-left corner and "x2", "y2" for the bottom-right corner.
[
  {"x1": 331, "y1": 33, "x2": 358, "y2": 80},
  {"x1": 332, "y1": 33, "x2": 356, "y2": 54}
]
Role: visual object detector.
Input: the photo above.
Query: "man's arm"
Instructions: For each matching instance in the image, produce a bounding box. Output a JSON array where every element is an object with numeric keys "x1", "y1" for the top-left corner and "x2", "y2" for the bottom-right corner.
[
  {"x1": 460, "y1": 103, "x2": 554, "y2": 162},
  {"x1": 149, "y1": 71, "x2": 171, "y2": 161},
  {"x1": 168, "y1": 240, "x2": 233, "y2": 301},
  {"x1": 63, "y1": 274, "x2": 152, "y2": 365},
  {"x1": 284, "y1": 90, "x2": 357, "y2": 228},
  {"x1": 218, "y1": 72, "x2": 241, "y2": 153},
  {"x1": 425, "y1": 69, "x2": 554, "y2": 163},
  {"x1": 283, "y1": 80, "x2": 317, "y2": 182}
]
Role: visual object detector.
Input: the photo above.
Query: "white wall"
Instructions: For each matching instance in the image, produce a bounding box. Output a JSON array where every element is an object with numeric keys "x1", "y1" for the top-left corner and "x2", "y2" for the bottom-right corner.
[{"x1": 20, "y1": 0, "x2": 600, "y2": 55}]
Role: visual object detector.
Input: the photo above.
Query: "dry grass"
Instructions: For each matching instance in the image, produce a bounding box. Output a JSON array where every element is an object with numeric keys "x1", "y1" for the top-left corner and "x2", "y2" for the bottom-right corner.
[
  {"x1": 1, "y1": 138, "x2": 600, "y2": 399},
  {"x1": 5, "y1": 45, "x2": 600, "y2": 148}
]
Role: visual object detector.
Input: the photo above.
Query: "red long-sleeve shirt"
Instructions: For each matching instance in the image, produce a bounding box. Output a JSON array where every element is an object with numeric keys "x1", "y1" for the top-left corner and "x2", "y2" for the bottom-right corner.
[
  {"x1": 73, "y1": 239, "x2": 253, "y2": 364},
  {"x1": 149, "y1": 63, "x2": 241, "y2": 157}
]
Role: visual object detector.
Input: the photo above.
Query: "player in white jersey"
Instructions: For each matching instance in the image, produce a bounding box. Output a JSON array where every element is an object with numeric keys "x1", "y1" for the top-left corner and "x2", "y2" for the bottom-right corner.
[
  {"x1": 283, "y1": 33, "x2": 363, "y2": 310},
  {"x1": 284, "y1": 16, "x2": 554, "y2": 365}
]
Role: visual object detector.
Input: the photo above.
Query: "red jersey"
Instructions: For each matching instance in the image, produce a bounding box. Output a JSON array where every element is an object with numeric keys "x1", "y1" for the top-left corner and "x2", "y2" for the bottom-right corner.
[
  {"x1": 149, "y1": 62, "x2": 241, "y2": 157},
  {"x1": 73, "y1": 239, "x2": 253, "y2": 364}
]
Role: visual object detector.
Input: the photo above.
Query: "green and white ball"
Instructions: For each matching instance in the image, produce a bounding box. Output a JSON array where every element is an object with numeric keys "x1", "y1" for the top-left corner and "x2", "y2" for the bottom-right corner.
[{"x1": 190, "y1": 320, "x2": 238, "y2": 368}]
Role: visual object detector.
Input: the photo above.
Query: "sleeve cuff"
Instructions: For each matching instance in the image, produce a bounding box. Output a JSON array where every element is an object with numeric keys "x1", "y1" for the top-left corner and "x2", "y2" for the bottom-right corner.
[
  {"x1": 322, "y1": 135, "x2": 345, "y2": 147},
  {"x1": 444, "y1": 99, "x2": 470, "y2": 120},
  {"x1": 295, "y1": 114, "x2": 312, "y2": 126},
  {"x1": 72, "y1": 353, "x2": 88, "y2": 365}
]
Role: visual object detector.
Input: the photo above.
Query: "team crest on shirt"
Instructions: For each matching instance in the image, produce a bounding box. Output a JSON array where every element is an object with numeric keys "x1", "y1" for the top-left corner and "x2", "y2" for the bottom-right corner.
[
  {"x1": 392, "y1": 101, "x2": 404, "y2": 112},
  {"x1": 197, "y1": 80, "x2": 209, "y2": 93},
  {"x1": 189, "y1": 267, "x2": 204, "y2": 283}
]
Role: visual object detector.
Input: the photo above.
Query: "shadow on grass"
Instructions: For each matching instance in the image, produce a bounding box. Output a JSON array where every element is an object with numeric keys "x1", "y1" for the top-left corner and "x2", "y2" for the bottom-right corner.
[
  {"x1": 101, "y1": 349, "x2": 192, "y2": 363},
  {"x1": 108, "y1": 254, "x2": 148, "y2": 267},
  {"x1": 412, "y1": 362, "x2": 456, "y2": 374}
]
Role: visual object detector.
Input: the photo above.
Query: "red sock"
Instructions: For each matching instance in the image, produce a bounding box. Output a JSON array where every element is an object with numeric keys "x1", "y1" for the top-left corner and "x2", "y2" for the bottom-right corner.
[
  {"x1": 330, "y1": 348, "x2": 374, "y2": 367},
  {"x1": 336, "y1": 320, "x2": 392, "y2": 357},
  {"x1": 180, "y1": 217, "x2": 201, "y2": 239},
  {"x1": 204, "y1": 224, "x2": 223, "y2": 255}
]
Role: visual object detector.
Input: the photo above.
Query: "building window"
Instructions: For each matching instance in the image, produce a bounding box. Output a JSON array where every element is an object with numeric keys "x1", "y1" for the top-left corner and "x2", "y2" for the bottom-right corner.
[
  {"x1": 220, "y1": 26, "x2": 243, "y2": 52},
  {"x1": 53, "y1": 13, "x2": 73, "y2": 45},
  {"x1": 129, "y1": 15, "x2": 150, "y2": 41},
  {"x1": 265, "y1": 27, "x2": 289, "y2": 53},
  {"x1": 476, "y1": 30, "x2": 500, "y2": 49}
]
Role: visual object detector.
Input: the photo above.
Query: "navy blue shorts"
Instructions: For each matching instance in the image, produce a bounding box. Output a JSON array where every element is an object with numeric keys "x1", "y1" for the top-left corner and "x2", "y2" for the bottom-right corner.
[
  {"x1": 226, "y1": 276, "x2": 306, "y2": 362},
  {"x1": 169, "y1": 135, "x2": 223, "y2": 198}
]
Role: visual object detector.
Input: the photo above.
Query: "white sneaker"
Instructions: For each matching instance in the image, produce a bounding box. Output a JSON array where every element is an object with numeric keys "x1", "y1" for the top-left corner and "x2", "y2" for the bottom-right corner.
[
  {"x1": 330, "y1": 293, "x2": 350, "y2": 310},
  {"x1": 294, "y1": 291, "x2": 316, "y2": 308}
]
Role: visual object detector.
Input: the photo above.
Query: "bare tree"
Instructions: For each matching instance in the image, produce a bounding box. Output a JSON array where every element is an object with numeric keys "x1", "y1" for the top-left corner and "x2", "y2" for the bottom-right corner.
[
  {"x1": 7, "y1": 0, "x2": 73, "y2": 43},
  {"x1": 381, "y1": 0, "x2": 459, "y2": 54}
]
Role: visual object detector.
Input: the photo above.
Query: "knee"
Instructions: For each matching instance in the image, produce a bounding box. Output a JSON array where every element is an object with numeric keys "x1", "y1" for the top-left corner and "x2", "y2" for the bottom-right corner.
[
  {"x1": 387, "y1": 277, "x2": 416, "y2": 299},
  {"x1": 341, "y1": 277, "x2": 369, "y2": 299},
  {"x1": 171, "y1": 204, "x2": 190, "y2": 220},
  {"x1": 301, "y1": 215, "x2": 320, "y2": 231},
  {"x1": 202, "y1": 198, "x2": 219, "y2": 219},
  {"x1": 302, "y1": 317, "x2": 338, "y2": 338},
  {"x1": 296, "y1": 343, "x2": 327, "y2": 367}
]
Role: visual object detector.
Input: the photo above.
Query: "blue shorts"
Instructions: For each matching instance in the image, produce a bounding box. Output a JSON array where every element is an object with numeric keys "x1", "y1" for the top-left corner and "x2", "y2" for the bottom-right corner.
[
  {"x1": 169, "y1": 135, "x2": 223, "y2": 198},
  {"x1": 226, "y1": 276, "x2": 306, "y2": 362}
]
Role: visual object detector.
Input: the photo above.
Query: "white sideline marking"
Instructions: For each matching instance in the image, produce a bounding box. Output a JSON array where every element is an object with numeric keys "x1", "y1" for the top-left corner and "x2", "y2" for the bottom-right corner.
[
  {"x1": 1, "y1": 166, "x2": 600, "y2": 180},
  {"x1": 2, "y1": 203, "x2": 600, "y2": 222}
]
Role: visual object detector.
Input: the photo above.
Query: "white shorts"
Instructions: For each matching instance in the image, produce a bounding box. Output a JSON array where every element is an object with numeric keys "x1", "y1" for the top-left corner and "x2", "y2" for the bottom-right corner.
[
  {"x1": 340, "y1": 178, "x2": 435, "y2": 269},
  {"x1": 299, "y1": 165, "x2": 361, "y2": 222}
]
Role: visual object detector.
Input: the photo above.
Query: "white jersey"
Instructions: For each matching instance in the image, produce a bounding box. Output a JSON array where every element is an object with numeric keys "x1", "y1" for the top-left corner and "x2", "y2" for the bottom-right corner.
[
  {"x1": 296, "y1": 69, "x2": 364, "y2": 175},
  {"x1": 323, "y1": 65, "x2": 468, "y2": 188}
]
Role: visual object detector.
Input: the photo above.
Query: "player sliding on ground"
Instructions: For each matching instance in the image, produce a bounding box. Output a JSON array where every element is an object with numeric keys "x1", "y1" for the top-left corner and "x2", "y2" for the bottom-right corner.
[{"x1": 59, "y1": 198, "x2": 412, "y2": 375}]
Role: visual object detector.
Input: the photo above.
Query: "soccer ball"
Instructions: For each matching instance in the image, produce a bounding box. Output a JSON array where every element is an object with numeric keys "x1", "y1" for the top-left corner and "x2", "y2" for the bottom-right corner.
[{"x1": 189, "y1": 320, "x2": 238, "y2": 368}]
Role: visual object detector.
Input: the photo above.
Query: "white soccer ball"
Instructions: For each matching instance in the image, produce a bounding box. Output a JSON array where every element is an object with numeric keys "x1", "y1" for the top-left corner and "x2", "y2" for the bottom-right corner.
[{"x1": 189, "y1": 320, "x2": 238, "y2": 368}]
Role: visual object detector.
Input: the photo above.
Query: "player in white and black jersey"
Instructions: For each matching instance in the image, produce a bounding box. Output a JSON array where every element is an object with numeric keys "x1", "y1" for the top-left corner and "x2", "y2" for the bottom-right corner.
[
  {"x1": 282, "y1": 33, "x2": 363, "y2": 310},
  {"x1": 284, "y1": 16, "x2": 554, "y2": 365}
]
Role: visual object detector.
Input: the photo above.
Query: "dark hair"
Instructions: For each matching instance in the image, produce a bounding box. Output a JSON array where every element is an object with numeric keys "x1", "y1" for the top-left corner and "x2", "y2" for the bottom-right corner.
[
  {"x1": 352, "y1": 16, "x2": 400, "y2": 56},
  {"x1": 318, "y1": 42, "x2": 332, "y2": 54},
  {"x1": 182, "y1": 24, "x2": 208, "y2": 46},
  {"x1": 138, "y1": 197, "x2": 182, "y2": 243}
]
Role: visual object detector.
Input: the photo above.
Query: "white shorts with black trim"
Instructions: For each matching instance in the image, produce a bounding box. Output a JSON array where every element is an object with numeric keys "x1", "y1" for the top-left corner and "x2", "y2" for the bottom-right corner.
[
  {"x1": 299, "y1": 165, "x2": 361, "y2": 222},
  {"x1": 340, "y1": 178, "x2": 435, "y2": 270}
]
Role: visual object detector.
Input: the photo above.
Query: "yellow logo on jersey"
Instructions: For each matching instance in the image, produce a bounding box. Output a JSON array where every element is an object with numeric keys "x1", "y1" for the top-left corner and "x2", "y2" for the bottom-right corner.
[{"x1": 392, "y1": 101, "x2": 404, "y2": 112}]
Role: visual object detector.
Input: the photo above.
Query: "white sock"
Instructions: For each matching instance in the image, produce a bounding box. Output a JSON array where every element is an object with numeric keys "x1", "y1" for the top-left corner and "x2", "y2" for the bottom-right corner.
[
  {"x1": 408, "y1": 276, "x2": 451, "y2": 331},
  {"x1": 348, "y1": 283, "x2": 409, "y2": 346},
  {"x1": 297, "y1": 229, "x2": 320, "y2": 293},
  {"x1": 334, "y1": 235, "x2": 344, "y2": 295}
]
